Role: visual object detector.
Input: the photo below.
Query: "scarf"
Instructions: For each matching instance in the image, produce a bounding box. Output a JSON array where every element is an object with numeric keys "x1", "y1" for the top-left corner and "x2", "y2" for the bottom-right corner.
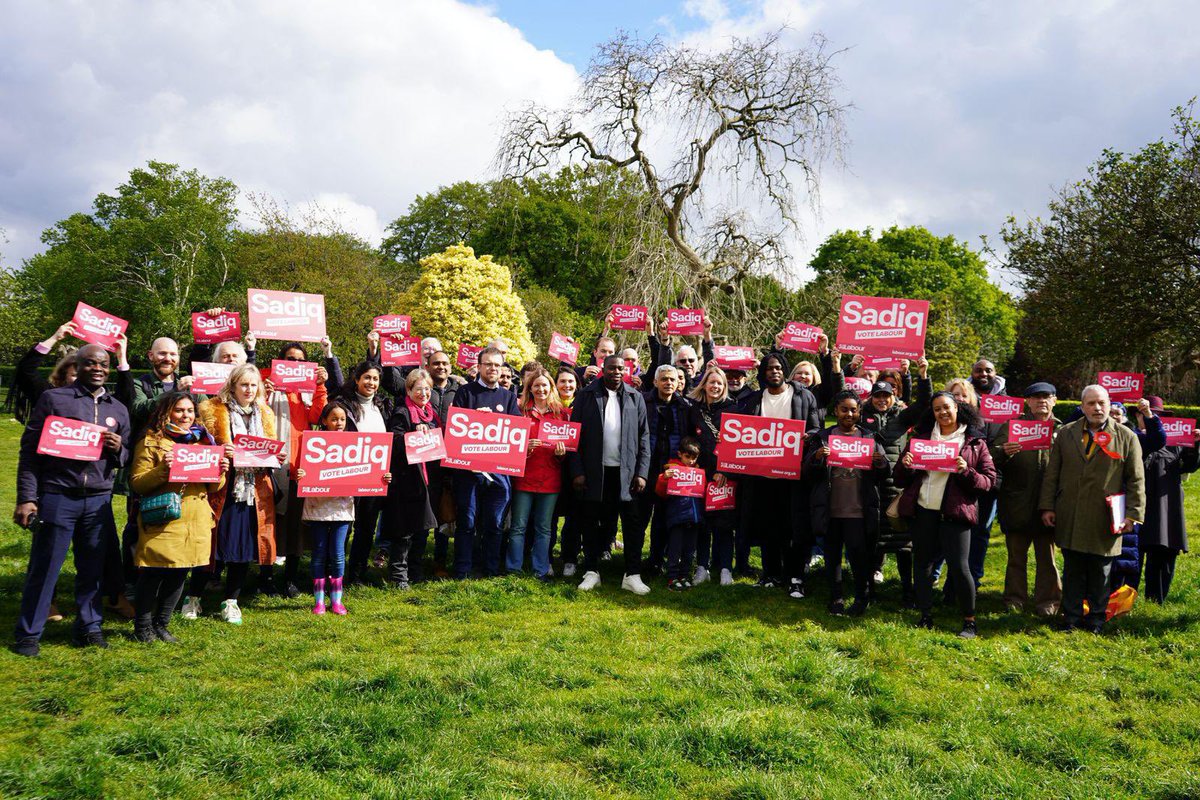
[
  {"x1": 228, "y1": 401, "x2": 264, "y2": 505},
  {"x1": 164, "y1": 422, "x2": 213, "y2": 445},
  {"x1": 405, "y1": 398, "x2": 440, "y2": 483}
]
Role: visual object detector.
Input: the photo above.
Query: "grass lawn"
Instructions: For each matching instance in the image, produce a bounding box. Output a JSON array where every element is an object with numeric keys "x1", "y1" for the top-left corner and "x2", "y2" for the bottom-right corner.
[{"x1": 1, "y1": 416, "x2": 1199, "y2": 799}]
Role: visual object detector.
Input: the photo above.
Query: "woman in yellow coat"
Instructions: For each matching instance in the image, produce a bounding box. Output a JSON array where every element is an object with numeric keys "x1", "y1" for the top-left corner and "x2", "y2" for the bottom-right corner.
[
  {"x1": 129, "y1": 391, "x2": 227, "y2": 643},
  {"x1": 187, "y1": 364, "x2": 278, "y2": 625}
]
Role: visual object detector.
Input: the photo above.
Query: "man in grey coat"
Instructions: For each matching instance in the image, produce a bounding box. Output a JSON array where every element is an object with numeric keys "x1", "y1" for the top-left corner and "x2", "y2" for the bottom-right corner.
[
  {"x1": 1040, "y1": 384, "x2": 1145, "y2": 633},
  {"x1": 569, "y1": 355, "x2": 651, "y2": 593}
]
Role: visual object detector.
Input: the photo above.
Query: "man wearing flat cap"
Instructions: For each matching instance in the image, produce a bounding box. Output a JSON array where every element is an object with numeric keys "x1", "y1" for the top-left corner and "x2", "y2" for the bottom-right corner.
[{"x1": 990, "y1": 382, "x2": 1063, "y2": 615}]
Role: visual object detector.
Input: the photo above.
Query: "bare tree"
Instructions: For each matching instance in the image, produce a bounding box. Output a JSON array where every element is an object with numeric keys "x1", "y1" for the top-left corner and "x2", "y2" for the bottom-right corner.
[{"x1": 496, "y1": 28, "x2": 848, "y2": 329}]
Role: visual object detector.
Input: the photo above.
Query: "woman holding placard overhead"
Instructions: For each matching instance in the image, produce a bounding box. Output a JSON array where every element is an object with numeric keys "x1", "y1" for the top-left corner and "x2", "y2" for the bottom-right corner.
[
  {"x1": 893, "y1": 392, "x2": 997, "y2": 639},
  {"x1": 129, "y1": 392, "x2": 226, "y2": 643},
  {"x1": 192, "y1": 364, "x2": 278, "y2": 625}
]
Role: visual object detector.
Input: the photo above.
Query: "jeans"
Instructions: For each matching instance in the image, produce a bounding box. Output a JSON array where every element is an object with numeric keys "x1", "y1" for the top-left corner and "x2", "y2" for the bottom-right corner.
[
  {"x1": 15, "y1": 492, "x2": 112, "y2": 641},
  {"x1": 667, "y1": 523, "x2": 699, "y2": 580},
  {"x1": 508, "y1": 491, "x2": 558, "y2": 576},
  {"x1": 913, "y1": 507, "x2": 974, "y2": 617},
  {"x1": 967, "y1": 492, "x2": 997, "y2": 587},
  {"x1": 310, "y1": 521, "x2": 350, "y2": 580},
  {"x1": 454, "y1": 473, "x2": 512, "y2": 578},
  {"x1": 1062, "y1": 549, "x2": 1113, "y2": 628}
]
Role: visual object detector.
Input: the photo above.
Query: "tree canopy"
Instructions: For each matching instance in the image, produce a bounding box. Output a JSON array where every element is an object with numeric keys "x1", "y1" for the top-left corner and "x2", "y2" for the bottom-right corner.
[
  {"x1": 998, "y1": 102, "x2": 1200, "y2": 384},
  {"x1": 808, "y1": 226, "x2": 1020, "y2": 382}
]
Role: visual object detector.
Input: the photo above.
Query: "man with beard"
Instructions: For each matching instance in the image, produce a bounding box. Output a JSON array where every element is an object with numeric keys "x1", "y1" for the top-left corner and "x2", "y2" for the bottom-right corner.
[
  {"x1": 13, "y1": 345, "x2": 131, "y2": 656},
  {"x1": 738, "y1": 352, "x2": 822, "y2": 596}
]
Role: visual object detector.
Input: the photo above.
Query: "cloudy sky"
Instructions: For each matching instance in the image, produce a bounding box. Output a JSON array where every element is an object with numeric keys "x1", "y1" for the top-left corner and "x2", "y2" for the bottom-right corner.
[{"x1": 2, "y1": 0, "x2": 1197, "y2": 287}]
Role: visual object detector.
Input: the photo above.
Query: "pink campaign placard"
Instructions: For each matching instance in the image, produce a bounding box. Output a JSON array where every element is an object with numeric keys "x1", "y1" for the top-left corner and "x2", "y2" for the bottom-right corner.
[
  {"x1": 442, "y1": 407, "x2": 532, "y2": 477},
  {"x1": 71, "y1": 301, "x2": 128, "y2": 352},
  {"x1": 168, "y1": 444, "x2": 224, "y2": 483},
  {"x1": 1097, "y1": 371, "x2": 1145, "y2": 403},
  {"x1": 36, "y1": 416, "x2": 106, "y2": 461},
  {"x1": 845, "y1": 377, "x2": 873, "y2": 400},
  {"x1": 836, "y1": 294, "x2": 929, "y2": 359},
  {"x1": 404, "y1": 428, "x2": 448, "y2": 464},
  {"x1": 667, "y1": 465, "x2": 706, "y2": 497},
  {"x1": 610, "y1": 304, "x2": 648, "y2": 331},
  {"x1": 714, "y1": 413, "x2": 806, "y2": 480},
  {"x1": 373, "y1": 315, "x2": 411, "y2": 338},
  {"x1": 456, "y1": 343, "x2": 483, "y2": 370},
  {"x1": 1162, "y1": 417, "x2": 1196, "y2": 448},
  {"x1": 548, "y1": 332, "x2": 581, "y2": 366},
  {"x1": 232, "y1": 435, "x2": 285, "y2": 469},
  {"x1": 297, "y1": 430, "x2": 393, "y2": 497},
  {"x1": 537, "y1": 418, "x2": 581, "y2": 452},
  {"x1": 665, "y1": 308, "x2": 705, "y2": 336},
  {"x1": 980, "y1": 395, "x2": 1025, "y2": 423},
  {"x1": 908, "y1": 439, "x2": 961, "y2": 472},
  {"x1": 191, "y1": 311, "x2": 242, "y2": 345},
  {"x1": 380, "y1": 336, "x2": 421, "y2": 367},
  {"x1": 712, "y1": 346, "x2": 758, "y2": 372},
  {"x1": 705, "y1": 480, "x2": 737, "y2": 511},
  {"x1": 190, "y1": 362, "x2": 235, "y2": 394},
  {"x1": 861, "y1": 354, "x2": 903, "y2": 370},
  {"x1": 1008, "y1": 419, "x2": 1054, "y2": 451},
  {"x1": 780, "y1": 322, "x2": 823, "y2": 353},
  {"x1": 247, "y1": 289, "x2": 327, "y2": 342},
  {"x1": 270, "y1": 360, "x2": 318, "y2": 393},
  {"x1": 827, "y1": 435, "x2": 875, "y2": 470}
]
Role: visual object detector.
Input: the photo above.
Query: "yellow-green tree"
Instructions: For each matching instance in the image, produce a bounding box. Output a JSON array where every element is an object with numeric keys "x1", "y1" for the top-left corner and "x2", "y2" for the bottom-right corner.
[{"x1": 396, "y1": 244, "x2": 536, "y2": 368}]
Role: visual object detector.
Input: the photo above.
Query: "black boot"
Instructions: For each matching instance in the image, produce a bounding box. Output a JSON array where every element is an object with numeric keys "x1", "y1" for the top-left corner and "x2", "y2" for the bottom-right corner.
[{"x1": 133, "y1": 614, "x2": 157, "y2": 643}]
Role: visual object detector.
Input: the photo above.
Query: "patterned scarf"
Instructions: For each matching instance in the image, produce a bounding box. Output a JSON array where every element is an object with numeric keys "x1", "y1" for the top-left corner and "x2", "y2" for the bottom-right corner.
[
  {"x1": 164, "y1": 422, "x2": 213, "y2": 445},
  {"x1": 227, "y1": 401, "x2": 264, "y2": 505}
]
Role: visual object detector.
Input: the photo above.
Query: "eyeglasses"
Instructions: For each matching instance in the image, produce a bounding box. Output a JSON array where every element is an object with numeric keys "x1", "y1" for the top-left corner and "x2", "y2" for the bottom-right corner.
[{"x1": 678, "y1": 358, "x2": 697, "y2": 363}]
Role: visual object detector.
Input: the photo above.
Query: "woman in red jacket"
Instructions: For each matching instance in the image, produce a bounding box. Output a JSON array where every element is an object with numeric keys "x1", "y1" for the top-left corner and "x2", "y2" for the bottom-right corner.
[{"x1": 508, "y1": 369, "x2": 569, "y2": 579}]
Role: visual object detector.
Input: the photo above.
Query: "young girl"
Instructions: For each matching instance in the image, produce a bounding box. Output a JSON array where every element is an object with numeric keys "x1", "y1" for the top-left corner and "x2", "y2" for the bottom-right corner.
[
  {"x1": 510, "y1": 369, "x2": 568, "y2": 578},
  {"x1": 656, "y1": 437, "x2": 705, "y2": 591},
  {"x1": 129, "y1": 392, "x2": 226, "y2": 642},
  {"x1": 805, "y1": 390, "x2": 890, "y2": 617},
  {"x1": 297, "y1": 401, "x2": 390, "y2": 614}
]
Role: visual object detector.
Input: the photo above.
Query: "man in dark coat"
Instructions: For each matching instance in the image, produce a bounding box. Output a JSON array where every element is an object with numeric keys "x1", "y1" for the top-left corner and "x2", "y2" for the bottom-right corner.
[
  {"x1": 738, "y1": 352, "x2": 821, "y2": 596},
  {"x1": 569, "y1": 355, "x2": 651, "y2": 593},
  {"x1": 634, "y1": 365, "x2": 691, "y2": 577}
]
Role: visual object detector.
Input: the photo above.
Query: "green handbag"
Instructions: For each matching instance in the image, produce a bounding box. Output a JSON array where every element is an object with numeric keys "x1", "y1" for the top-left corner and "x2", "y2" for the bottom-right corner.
[{"x1": 140, "y1": 491, "x2": 182, "y2": 525}]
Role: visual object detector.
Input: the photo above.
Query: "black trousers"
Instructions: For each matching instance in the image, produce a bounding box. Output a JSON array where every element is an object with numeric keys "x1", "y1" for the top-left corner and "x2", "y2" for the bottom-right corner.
[
  {"x1": 913, "y1": 508, "x2": 974, "y2": 617},
  {"x1": 825, "y1": 518, "x2": 872, "y2": 604},
  {"x1": 581, "y1": 467, "x2": 643, "y2": 574},
  {"x1": 630, "y1": 490, "x2": 668, "y2": 571},
  {"x1": 388, "y1": 527, "x2": 429, "y2": 585},
  {"x1": 667, "y1": 523, "x2": 699, "y2": 580},
  {"x1": 746, "y1": 478, "x2": 796, "y2": 583},
  {"x1": 134, "y1": 567, "x2": 188, "y2": 627},
  {"x1": 1143, "y1": 545, "x2": 1179, "y2": 603},
  {"x1": 1062, "y1": 549, "x2": 1113, "y2": 628},
  {"x1": 347, "y1": 496, "x2": 388, "y2": 580}
]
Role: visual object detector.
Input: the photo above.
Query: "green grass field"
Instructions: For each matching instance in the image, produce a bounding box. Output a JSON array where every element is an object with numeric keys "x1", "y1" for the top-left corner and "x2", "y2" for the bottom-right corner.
[{"x1": 1, "y1": 417, "x2": 1199, "y2": 799}]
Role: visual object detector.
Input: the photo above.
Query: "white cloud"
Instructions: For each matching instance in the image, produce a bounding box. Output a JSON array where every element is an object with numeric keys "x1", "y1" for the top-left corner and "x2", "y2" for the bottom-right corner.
[
  {"x1": 670, "y1": 0, "x2": 1200, "y2": 286},
  {"x1": 0, "y1": 0, "x2": 578, "y2": 263}
]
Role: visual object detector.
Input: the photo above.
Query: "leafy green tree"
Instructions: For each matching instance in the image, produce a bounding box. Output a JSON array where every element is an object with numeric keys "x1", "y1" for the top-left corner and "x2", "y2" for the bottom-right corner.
[
  {"x1": 17, "y1": 161, "x2": 240, "y2": 355},
  {"x1": 997, "y1": 102, "x2": 1200, "y2": 381},
  {"x1": 809, "y1": 226, "x2": 1020, "y2": 379}
]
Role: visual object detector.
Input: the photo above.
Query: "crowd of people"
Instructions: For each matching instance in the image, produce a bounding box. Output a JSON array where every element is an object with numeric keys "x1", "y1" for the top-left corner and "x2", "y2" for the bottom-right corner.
[{"x1": 8, "y1": 304, "x2": 1194, "y2": 657}]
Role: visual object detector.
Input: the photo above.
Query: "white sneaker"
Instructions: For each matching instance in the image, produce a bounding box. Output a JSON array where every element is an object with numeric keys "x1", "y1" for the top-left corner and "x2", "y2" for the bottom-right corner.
[
  {"x1": 872, "y1": 570, "x2": 885, "y2": 585},
  {"x1": 719, "y1": 569, "x2": 734, "y2": 586},
  {"x1": 562, "y1": 563, "x2": 577, "y2": 578},
  {"x1": 693, "y1": 566, "x2": 710, "y2": 585},
  {"x1": 578, "y1": 571, "x2": 601, "y2": 591},
  {"x1": 274, "y1": 556, "x2": 286, "y2": 567},
  {"x1": 621, "y1": 574, "x2": 651, "y2": 595},
  {"x1": 808, "y1": 554, "x2": 825, "y2": 570},
  {"x1": 181, "y1": 596, "x2": 201, "y2": 620},
  {"x1": 220, "y1": 599, "x2": 242, "y2": 625}
]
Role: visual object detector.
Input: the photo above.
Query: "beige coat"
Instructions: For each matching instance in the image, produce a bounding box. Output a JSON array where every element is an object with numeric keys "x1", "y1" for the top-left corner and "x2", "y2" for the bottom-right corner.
[
  {"x1": 130, "y1": 431, "x2": 226, "y2": 569},
  {"x1": 197, "y1": 399, "x2": 278, "y2": 566},
  {"x1": 1039, "y1": 417, "x2": 1146, "y2": 556}
]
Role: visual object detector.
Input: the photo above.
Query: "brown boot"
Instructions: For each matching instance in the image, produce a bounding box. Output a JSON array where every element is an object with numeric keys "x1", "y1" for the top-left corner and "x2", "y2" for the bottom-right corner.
[{"x1": 105, "y1": 593, "x2": 136, "y2": 621}]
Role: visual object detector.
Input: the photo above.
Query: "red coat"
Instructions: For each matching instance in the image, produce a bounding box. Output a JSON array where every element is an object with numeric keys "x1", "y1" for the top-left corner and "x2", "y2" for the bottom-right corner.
[{"x1": 514, "y1": 407, "x2": 568, "y2": 494}]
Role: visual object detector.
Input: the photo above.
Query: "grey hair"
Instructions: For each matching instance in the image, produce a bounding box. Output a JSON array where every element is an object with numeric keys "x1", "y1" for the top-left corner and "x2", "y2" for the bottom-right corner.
[
  {"x1": 421, "y1": 337, "x2": 443, "y2": 352},
  {"x1": 1080, "y1": 384, "x2": 1110, "y2": 402},
  {"x1": 654, "y1": 364, "x2": 679, "y2": 381}
]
